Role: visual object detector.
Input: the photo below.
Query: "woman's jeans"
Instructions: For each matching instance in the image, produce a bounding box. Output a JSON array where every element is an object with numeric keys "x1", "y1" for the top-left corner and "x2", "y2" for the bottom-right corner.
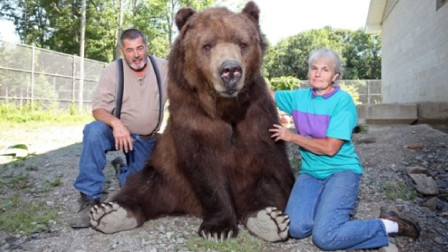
[
  {"x1": 285, "y1": 171, "x2": 390, "y2": 250},
  {"x1": 74, "y1": 121, "x2": 156, "y2": 200}
]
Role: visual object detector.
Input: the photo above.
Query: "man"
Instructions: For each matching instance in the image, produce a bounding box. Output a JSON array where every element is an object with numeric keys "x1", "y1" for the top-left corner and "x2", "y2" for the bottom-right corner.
[{"x1": 71, "y1": 28, "x2": 169, "y2": 228}]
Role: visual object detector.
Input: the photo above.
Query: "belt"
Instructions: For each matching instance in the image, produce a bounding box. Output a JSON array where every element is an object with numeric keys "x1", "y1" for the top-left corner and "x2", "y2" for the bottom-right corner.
[{"x1": 139, "y1": 133, "x2": 155, "y2": 140}]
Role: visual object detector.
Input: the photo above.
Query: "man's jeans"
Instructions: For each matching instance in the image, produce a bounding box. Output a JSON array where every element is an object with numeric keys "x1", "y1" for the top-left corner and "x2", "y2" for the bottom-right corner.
[
  {"x1": 74, "y1": 121, "x2": 156, "y2": 200},
  {"x1": 285, "y1": 171, "x2": 390, "y2": 250}
]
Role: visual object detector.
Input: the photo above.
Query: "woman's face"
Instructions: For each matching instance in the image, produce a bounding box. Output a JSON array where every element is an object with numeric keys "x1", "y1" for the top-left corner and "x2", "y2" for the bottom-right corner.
[{"x1": 308, "y1": 58, "x2": 339, "y2": 95}]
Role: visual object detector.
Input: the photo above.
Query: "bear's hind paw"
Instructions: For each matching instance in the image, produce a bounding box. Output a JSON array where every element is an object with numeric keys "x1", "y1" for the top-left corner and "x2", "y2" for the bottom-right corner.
[
  {"x1": 246, "y1": 207, "x2": 290, "y2": 242},
  {"x1": 89, "y1": 202, "x2": 138, "y2": 234}
]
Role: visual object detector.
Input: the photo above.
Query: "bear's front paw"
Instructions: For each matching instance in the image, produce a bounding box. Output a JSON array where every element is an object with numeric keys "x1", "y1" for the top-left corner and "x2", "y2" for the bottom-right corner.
[
  {"x1": 198, "y1": 220, "x2": 238, "y2": 242},
  {"x1": 89, "y1": 202, "x2": 138, "y2": 234},
  {"x1": 245, "y1": 207, "x2": 290, "y2": 242}
]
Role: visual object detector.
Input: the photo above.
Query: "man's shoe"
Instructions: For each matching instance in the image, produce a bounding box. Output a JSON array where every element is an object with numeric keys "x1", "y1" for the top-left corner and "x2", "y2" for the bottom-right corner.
[
  {"x1": 70, "y1": 193, "x2": 100, "y2": 229},
  {"x1": 380, "y1": 206, "x2": 421, "y2": 240},
  {"x1": 111, "y1": 157, "x2": 126, "y2": 175}
]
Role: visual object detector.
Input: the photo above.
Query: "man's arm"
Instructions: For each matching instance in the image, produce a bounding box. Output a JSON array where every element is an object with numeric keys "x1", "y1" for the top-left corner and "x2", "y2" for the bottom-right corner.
[{"x1": 93, "y1": 108, "x2": 133, "y2": 153}]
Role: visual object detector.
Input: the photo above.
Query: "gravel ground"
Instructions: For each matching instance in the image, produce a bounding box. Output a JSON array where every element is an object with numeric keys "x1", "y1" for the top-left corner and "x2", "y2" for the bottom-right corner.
[{"x1": 0, "y1": 123, "x2": 447, "y2": 252}]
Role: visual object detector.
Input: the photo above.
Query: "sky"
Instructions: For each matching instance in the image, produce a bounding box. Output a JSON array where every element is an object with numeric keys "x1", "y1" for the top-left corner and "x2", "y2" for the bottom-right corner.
[
  {"x1": 252, "y1": 0, "x2": 371, "y2": 44},
  {"x1": 0, "y1": 20, "x2": 19, "y2": 43},
  {"x1": 0, "y1": 0, "x2": 371, "y2": 45}
]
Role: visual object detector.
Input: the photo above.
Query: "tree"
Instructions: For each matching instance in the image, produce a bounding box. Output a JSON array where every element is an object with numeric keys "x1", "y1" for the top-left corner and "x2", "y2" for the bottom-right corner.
[
  {"x1": 126, "y1": 0, "x2": 217, "y2": 57},
  {"x1": 0, "y1": 0, "x2": 217, "y2": 62},
  {"x1": 342, "y1": 30, "x2": 381, "y2": 79},
  {"x1": 264, "y1": 26, "x2": 381, "y2": 86},
  {"x1": 0, "y1": 0, "x2": 118, "y2": 62},
  {"x1": 269, "y1": 76, "x2": 301, "y2": 91},
  {"x1": 0, "y1": 1, "x2": 50, "y2": 48}
]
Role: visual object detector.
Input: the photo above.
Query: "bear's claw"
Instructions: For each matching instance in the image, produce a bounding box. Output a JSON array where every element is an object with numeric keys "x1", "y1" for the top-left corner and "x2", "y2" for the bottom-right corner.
[
  {"x1": 89, "y1": 202, "x2": 138, "y2": 234},
  {"x1": 200, "y1": 230, "x2": 234, "y2": 242},
  {"x1": 245, "y1": 207, "x2": 290, "y2": 242}
]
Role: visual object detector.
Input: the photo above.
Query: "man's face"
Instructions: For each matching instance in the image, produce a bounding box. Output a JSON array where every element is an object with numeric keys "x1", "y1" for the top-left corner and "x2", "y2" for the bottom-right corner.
[{"x1": 120, "y1": 36, "x2": 148, "y2": 71}]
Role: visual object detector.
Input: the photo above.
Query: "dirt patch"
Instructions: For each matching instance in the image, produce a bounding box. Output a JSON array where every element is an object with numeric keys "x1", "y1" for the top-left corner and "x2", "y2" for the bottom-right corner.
[{"x1": 1, "y1": 123, "x2": 448, "y2": 251}]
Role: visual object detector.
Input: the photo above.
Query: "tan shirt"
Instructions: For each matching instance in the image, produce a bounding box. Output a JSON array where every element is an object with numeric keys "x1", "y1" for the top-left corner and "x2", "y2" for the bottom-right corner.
[{"x1": 92, "y1": 56, "x2": 169, "y2": 135}]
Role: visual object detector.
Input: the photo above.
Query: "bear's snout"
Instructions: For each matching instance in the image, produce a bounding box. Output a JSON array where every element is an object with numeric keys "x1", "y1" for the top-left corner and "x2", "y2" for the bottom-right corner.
[{"x1": 219, "y1": 60, "x2": 242, "y2": 94}]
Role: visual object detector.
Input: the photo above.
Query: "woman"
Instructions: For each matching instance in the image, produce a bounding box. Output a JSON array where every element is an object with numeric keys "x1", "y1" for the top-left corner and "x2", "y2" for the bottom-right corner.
[{"x1": 269, "y1": 48, "x2": 420, "y2": 250}]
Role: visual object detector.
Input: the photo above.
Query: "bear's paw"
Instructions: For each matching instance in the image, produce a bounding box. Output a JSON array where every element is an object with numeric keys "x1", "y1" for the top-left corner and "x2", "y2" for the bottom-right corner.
[
  {"x1": 200, "y1": 229, "x2": 235, "y2": 242},
  {"x1": 245, "y1": 207, "x2": 290, "y2": 242},
  {"x1": 89, "y1": 202, "x2": 138, "y2": 234},
  {"x1": 198, "y1": 218, "x2": 238, "y2": 242}
]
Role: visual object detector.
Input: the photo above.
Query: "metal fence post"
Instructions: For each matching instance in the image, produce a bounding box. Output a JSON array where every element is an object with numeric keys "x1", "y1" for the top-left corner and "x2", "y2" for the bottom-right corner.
[
  {"x1": 72, "y1": 55, "x2": 76, "y2": 104},
  {"x1": 79, "y1": 56, "x2": 84, "y2": 109},
  {"x1": 367, "y1": 80, "x2": 371, "y2": 105},
  {"x1": 31, "y1": 44, "x2": 35, "y2": 106}
]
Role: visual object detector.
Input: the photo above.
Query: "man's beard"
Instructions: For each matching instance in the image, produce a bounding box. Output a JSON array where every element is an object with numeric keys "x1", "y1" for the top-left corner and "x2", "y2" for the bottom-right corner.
[{"x1": 126, "y1": 57, "x2": 147, "y2": 71}]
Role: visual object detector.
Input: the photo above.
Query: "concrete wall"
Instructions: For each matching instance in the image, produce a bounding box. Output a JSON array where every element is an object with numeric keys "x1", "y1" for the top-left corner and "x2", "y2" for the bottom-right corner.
[
  {"x1": 381, "y1": 0, "x2": 448, "y2": 103},
  {"x1": 357, "y1": 103, "x2": 417, "y2": 125},
  {"x1": 357, "y1": 102, "x2": 448, "y2": 125}
]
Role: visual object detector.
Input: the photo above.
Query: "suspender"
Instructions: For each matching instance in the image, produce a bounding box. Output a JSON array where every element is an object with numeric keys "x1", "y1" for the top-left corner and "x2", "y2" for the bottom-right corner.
[
  {"x1": 114, "y1": 59, "x2": 124, "y2": 119},
  {"x1": 148, "y1": 55, "x2": 163, "y2": 135},
  {"x1": 114, "y1": 55, "x2": 163, "y2": 136}
]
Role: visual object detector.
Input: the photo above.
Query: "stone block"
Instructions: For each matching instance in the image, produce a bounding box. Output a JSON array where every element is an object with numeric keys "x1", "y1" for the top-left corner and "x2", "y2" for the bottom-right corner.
[{"x1": 357, "y1": 103, "x2": 417, "y2": 124}]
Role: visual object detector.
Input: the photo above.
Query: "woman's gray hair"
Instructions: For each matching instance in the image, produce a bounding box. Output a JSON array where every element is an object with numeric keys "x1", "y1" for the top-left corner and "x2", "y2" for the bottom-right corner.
[{"x1": 308, "y1": 48, "x2": 345, "y2": 83}]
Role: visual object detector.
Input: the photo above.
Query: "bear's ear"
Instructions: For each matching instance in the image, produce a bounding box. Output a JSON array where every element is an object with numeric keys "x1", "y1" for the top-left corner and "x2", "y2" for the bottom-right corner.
[
  {"x1": 242, "y1": 1, "x2": 260, "y2": 24},
  {"x1": 175, "y1": 8, "x2": 196, "y2": 30}
]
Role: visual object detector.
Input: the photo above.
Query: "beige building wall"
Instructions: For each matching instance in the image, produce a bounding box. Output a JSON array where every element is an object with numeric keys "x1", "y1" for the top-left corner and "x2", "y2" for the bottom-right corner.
[{"x1": 381, "y1": 0, "x2": 448, "y2": 103}]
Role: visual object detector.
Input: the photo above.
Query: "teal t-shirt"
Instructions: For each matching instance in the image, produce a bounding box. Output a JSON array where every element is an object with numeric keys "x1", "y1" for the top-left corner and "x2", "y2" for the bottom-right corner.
[{"x1": 275, "y1": 87, "x2": 362, "y2": 179}]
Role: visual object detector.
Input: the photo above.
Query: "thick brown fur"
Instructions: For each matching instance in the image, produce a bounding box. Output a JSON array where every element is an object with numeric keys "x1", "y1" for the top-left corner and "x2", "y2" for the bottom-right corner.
[{"x1": 101, "y1": 1, "x2": 294, "y2": 239}]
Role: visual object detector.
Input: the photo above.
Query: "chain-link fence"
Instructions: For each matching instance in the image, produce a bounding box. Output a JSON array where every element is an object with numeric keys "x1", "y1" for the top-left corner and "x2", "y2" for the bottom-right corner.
[
  {"x1": 0, "y1": 40, "x2": 106, "y2": 111},
  {"x1": 0, "y1": 40, "x2": 382, "y2": 112},
  {"x1": 290, "y1": 79, "x2": 382, "y2": 105},
  {"x1": 270, "y1": 76, "x2": 382, "y2": 105},
  {"x1": 342, "y1": 79, "x2": 382, "y2": 105}
]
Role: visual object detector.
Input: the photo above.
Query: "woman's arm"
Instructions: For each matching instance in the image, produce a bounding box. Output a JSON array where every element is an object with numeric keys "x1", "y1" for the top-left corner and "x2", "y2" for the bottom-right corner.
[{"x1": 269, "y1": 124, "x2": 344, "y2": 156}]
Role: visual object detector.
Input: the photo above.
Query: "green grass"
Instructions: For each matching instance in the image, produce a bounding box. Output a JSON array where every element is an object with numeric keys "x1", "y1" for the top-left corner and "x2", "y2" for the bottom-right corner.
[
  {"x1": 0, "y1": 102, "x2": 84, "y2": 235},
  {"x1": 1, "y1": 172, "x2": 31, "y2": 191},
  {"x1": 0, "y1": 194, "x2": 58, "y2": 235},
  {"x1": 48, "y1": 177, "x2": 63, "y2": 187},
  {"x1": 181, "y1": 231, "x2": 262, "y2": 252},
  {"x1": 0, "y1": 165, "x2": 61, "y2": 195},
  {"x1": 383, "y1": 181, "x2": 419, "y2": 201},
  {"x1": 0, "y1": 167, "x2": 61, "y2": 235},
  {"x1": 0, "y1": 102, "x2": 93, "y2": 124},
  {"x1": 25, "y1": 165, "x2": 38, "y2": 171},
  {"x1": 290, "y1": 157, "x2": 301, "y2": 174}
]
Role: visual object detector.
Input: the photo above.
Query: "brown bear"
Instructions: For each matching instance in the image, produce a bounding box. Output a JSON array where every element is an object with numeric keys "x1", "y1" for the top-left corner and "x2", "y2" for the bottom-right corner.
[{"x1": 89, "y1": 1, "x2": 295, "y2": 242}]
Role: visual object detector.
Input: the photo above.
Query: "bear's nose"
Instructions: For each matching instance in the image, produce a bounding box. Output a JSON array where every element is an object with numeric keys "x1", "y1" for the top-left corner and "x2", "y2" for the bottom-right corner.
[{"x1": 219, "y1": 60, "x2": 242, "y2": 91}]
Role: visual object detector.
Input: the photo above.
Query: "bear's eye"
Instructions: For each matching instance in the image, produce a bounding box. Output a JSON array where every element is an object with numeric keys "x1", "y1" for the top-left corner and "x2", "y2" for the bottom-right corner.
[
  {"x1": 239, "y1": 42, "x2": 248, "y2": 50},
  {"x1": 202, "y1": 43, "x2": 212, "y2": 51}
]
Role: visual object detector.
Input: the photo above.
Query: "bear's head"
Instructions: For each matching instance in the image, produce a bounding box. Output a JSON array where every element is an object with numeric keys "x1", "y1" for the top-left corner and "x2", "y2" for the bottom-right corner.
[{"x1": 169, "y1": 1, "x2": 266, "y2": 99}]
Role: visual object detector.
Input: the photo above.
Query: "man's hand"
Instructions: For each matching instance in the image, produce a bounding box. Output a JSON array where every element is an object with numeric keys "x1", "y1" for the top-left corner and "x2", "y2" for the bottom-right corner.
[
  {"x1": 111, "y1": 119, "x2": 133, "y2": 153},
  {"x1": 92, "y1": 108, "x2": 133, "y2": 153}
]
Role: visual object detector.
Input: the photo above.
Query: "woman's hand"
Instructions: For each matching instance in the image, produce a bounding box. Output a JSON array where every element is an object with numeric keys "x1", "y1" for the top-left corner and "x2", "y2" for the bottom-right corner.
[{"x1": 269, "y1": 124, "x2": 295, "y2": 142}]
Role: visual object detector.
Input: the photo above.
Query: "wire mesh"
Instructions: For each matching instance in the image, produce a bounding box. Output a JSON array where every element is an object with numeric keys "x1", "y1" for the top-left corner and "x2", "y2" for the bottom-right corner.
[{"x1": 0, "y1": 40, "x2": 106, "y2": 110}]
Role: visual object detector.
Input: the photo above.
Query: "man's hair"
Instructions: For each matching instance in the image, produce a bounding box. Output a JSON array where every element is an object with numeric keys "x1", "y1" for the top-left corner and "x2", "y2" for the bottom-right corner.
[{"x1": 119, "y1": 28, "x2": 147, "y2": 48}]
